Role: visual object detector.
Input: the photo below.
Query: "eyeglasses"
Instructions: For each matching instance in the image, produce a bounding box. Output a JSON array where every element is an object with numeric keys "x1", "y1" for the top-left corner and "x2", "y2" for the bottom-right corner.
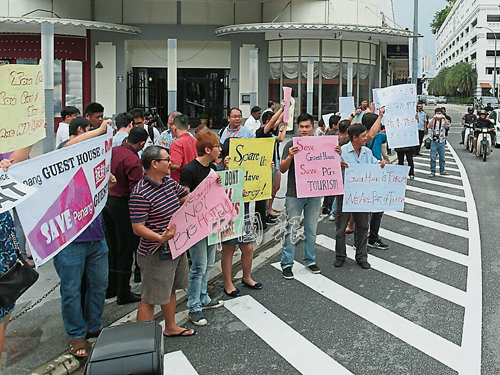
[
  {"x1": 230, "y1": 115, "x2": 242, "y2": 119},
  {"x1": 212, "y1": 145, "x2": 221, "y2": 148},
  {"x1": 155, "y1": 157, "x2": 171, "y2": 162}
]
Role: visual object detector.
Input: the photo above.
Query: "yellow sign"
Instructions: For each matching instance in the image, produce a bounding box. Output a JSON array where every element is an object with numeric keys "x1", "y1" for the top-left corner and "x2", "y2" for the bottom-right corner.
[
  {"x1": 0, "y1": 64, "x2": 46, "y2": 153},
  {"x1": 228, "y1": 138, "x2": 274, "y2": 202}
]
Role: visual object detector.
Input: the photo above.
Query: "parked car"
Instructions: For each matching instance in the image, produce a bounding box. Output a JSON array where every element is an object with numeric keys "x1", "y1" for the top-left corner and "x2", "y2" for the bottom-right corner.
[
  {"x1": 480, "y1": 97, "x2": 499, "y2": 109},
  {"x1": 488, "y1": 109, "x2": 500, "y2": 148},
  {"x1": 425, "y1": 96, "x2": 438, "y2": 105},
  {"x1": 437, "y1": 96, "x2": 447, "y2": 104},
  {"x1": 418, "y1": 95, "x2": 428, "y2": 104}
]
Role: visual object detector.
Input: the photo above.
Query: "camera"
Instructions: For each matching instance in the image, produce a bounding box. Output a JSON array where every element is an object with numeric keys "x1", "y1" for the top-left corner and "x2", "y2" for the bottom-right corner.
[{"x1": 145, "y1": 107, "x2": 166, "y2": 132}]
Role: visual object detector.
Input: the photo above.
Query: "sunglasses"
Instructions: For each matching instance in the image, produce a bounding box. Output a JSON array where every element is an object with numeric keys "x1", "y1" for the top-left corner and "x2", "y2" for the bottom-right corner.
[{"x1": 154, "y1": 157, "x2": 171, "y2": 162}]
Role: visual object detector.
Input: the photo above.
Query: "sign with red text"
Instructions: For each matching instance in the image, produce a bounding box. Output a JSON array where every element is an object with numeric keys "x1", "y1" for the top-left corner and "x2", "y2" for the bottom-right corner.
[
  {"x1": 0, "y1": 64, "x2": 46, "y2": 152},
  {"x1": 168, "y1": 170, "x2": 238, "y2": 259},
  {"x1": 293, "y1": 136, "x2": 344, "y2": 198},
  {"x1": 0, "y1": 172, "x2": 37, "y2": 214},
  {"x1": 376, "y1": 83, "x2": 419, "y2": 149},
  {"x1": 343, "y1": 164, "x2": 409, "y2": 212},
  {"x1": 8, "y1": 127, "x2": 113, "y2": 266}
]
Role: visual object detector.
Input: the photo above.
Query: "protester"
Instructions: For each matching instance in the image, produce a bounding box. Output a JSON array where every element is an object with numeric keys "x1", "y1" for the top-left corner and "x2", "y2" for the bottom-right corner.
[
  {"x1": 442, "y1": 107, "x2": 452, "y2": 137},
  {"x1": 130, "y1": 108, "x2": 159, "y2": 149},
  {"x1": 244, "y1": 106, "x2": 262, "y2": 133},
  {"x1": 335, "y1": 124, "x2": 386, "y2": 270},
  {"x1": 56, "y1": 106, "x2": 80, "y2": 146},
  {"x1": 326, "y1": 115, "x2": 341, "y2": 135},
  {"x1": 104, "y1": 127, "x2": 148, "y2": 305},
  {"x1": 169, "y1": 115, "x2": 197, "y2": 183},
  {"x1": 156, "y1": 111, "x2": 182, "y2": 149},
  {"x1": 262, "y1": 101, "x2": 275, "y2": 115},
  {"x1": 314, "y1": 118, "x2": 327, "y2": 136},
  {"x1": 129, "y1": 146, "x2": 194, "y2": 337},
  {"x1": 180, "y1": 132, "x2": 224, "y2": 326},
  {"x1": 54, "y1": 118, "x2": 113, "y2": 358},
  {"x1": 57, "y1": 116, "x2": 111, "y2": 149},
  {"x1": 415, "y1": 104, "x2": 428, "y2": 154},
  {"x1": 428, "y1": 108, "x2": 450, "y2": 177},
  {"x1": 84, "y1": 102, "x2": 105, "y2": 129},
  {"x1": 112, "y1": 112, "x2": 134, "y2": 147},
  {"x1": 219, "y1": 108, "x2": 255, "y2": 145},
  {"x1": 352, "y1": 100, "x2": 369, "y2": 124}
]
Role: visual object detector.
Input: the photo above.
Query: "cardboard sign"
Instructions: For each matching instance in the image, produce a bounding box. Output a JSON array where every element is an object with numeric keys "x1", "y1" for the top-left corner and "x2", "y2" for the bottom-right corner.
[
  {"x1": 377, "y1": 84, "x2": 419, "y2": 149},
  {"x1": 228, "y1": 138, "x2": 274, "y2": 202},
  {"x1": 339, "y1": 97, "x2": 355, "y2": 120},
  {"x1": 0, "y1": 64, "x2": 46, "y2": 152},
  {"x1": 0, "y1": 172, "x2": 37, "y2": 214},
  {"x1": 168, "y1": 170, "x2": 237, "y2": 259},
  {"x1": 292, "y1": 136, "x2": 344, "y2": 198},
  {"x1": 343, "y1": 164, "x2": 409, "y2": 212},
  {"x1": 8, "y1": 128, "x2": 113, "y2": 266},
  {"x1": 322, "y1": 113, "x2": 335, "y2": 128},
  {"x1": 208, "y1": 169, "x2": 244, "y2": 245},
  {"x1": 283, "y1": 87, "x2": 292, "y2": 123}
]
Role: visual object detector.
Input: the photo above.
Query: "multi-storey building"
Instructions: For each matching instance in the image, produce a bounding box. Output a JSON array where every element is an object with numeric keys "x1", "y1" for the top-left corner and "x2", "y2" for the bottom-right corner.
[
  {"x1": 0, "y1": 0, "x2": 412, "y2": 132},
  {"x1": 435, "y1": 0, "x2": 500, "y2": 96}
]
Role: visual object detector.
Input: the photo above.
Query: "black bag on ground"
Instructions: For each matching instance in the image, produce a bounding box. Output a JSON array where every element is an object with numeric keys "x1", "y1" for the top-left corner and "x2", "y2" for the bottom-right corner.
[
  {"x1": 84, "y1": 321, "x2": 163, "y2": 375},
  {"x1": 424, "y1": 137, "x2": 431, "y2": 149},
  {"x1": 0, "y1": 230, "x2": 39, "y2": 308}
]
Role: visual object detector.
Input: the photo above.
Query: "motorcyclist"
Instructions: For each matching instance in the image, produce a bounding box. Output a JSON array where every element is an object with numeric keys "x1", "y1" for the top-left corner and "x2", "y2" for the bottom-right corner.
[
  {"x1": 459, "y1": 107, "x2": 477, "y2": 145},
  {"x1": 484, "y1": 102, "x2": 494, "y2": 113},
  {"x1": 473, "y1": 110, "x2": 495, "y2": 155}
]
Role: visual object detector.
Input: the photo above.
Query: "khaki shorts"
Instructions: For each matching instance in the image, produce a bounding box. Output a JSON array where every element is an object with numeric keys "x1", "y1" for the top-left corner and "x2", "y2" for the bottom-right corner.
[{"x1": 137, "y1": 251, "x2": 189, "y2": 305}]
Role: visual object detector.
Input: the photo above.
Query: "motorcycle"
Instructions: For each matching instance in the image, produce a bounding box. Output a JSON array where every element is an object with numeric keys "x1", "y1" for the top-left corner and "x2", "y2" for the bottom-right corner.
[
  {"x1": 464, "y1": 123, "x2": 474, "y2": 151},
  {"x1": 475, "y1": 128, "x2": 493, "y2": 161}
]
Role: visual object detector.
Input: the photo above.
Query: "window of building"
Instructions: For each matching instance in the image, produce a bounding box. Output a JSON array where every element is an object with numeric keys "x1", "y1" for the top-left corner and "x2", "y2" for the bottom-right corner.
[
  {"x1": 486, "y1": 50, "x2": 500, "y2": 57},
  {"x1": 486, "y1": 67, "x2": 500, "y2": 74},
  {"x1": 472, "y1": 19, "x2": 477, "y2": 27},
  {"x1": 471, "y1": 52, "x2": 477, "y2": 60},
  {"x1": 465, "y1": 27, "x2": 469, "y2": 34},
  {"x1": 465, "y1": 42, "x2": 469, "y2": 49},
  {"x1": 471, "y1": 36, "x2": 477, "y2": 44},
  {"x1": 487, "y1": 15, "x2": 500, "y2": 22},
  {"x1": 487, "y1": 33, "x2": 500, "y2": 40}
]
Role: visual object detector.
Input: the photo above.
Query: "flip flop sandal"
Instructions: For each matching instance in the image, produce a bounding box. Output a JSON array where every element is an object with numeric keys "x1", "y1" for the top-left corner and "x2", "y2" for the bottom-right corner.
[
  {"x1": 68, "y1": 338, "x2": 88, "y2": 358},
  {"x1": 86, "y1": 327, "x2": 103, "y2": 339},
  {"x1": 163, "y1": 328, "x2": 196, "y2": 338}
]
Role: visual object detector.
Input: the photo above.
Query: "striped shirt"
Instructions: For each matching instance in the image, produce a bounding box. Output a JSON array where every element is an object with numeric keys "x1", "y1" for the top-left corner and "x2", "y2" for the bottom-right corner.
[{"x1": 129, "y1": 175, "x2": 188, "y2": 256}]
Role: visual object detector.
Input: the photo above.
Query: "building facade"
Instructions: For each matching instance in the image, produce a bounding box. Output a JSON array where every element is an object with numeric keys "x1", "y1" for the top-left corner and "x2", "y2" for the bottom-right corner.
[
  {"x1": 0, "y1": 0, "x2": 412, "y2": 134},
  {"x1": 435, "y1": 0, "x2": 500, "y2": 96}
]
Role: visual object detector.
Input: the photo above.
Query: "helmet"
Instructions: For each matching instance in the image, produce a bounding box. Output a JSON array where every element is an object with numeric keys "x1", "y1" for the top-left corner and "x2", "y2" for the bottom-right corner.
[
  {"x1": 479, "y1": 110, "x2": 487, "y2": 116},
  {"x1": 468, "y1": 107, "x2": 473, "y2": 112}
]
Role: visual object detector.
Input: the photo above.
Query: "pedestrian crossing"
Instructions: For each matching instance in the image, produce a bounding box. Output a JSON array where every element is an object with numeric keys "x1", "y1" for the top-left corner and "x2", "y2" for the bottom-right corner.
[{"x1": 164, "y1": 144, "x2": 481, "y2": 374}]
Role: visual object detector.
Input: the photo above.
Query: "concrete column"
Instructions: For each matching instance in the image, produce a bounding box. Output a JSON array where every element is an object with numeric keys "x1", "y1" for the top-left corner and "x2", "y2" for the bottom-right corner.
[
  {"x1": 167, "y1": 38, "x2": 177, "y2": 114},
  {"x1": 306, "y1": 57, "x2": 314, "y2": 115},
  {"x1": 250, "y1": 48, "x2": 258, "y2": 109},
  {"x1": 347, "y1": 62, "x2": 354, "y2": 97},
  {"x1": 41, "y1": 23, "x2": 54, "y2": 153}
]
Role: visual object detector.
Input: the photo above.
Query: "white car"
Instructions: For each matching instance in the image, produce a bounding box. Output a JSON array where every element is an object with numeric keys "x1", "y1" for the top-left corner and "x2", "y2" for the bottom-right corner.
[
  {"x1": 425, "y1": 96, "x2": 437, "y2": 105},
  {"x1": 437, "y1": 96, "x2": 447, "y2": 104},
  {"x1": 488, "y1": 109, "x2": 500, "y2": 148}
]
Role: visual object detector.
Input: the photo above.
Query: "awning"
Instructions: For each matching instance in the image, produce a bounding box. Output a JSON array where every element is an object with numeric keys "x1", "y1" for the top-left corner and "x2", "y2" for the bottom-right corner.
[{"x1": 481, "y1": 83, "x2": 492, "y2": 89}]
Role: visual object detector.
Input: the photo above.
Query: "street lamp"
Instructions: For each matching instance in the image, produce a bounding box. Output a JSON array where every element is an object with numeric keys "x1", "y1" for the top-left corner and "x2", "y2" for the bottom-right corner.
[{"x1": 478, "y1": 26, "x2": 497, "y2": 98}]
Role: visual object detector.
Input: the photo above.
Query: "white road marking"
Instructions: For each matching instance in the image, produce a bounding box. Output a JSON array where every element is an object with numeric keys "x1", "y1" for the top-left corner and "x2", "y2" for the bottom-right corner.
[
  {"x1": 315, "y1": 235, "x2": 467, "y2": 306},
  {"x1": 270, "y1": 262, "x2": 462, "y2": 372},
  {"x1": 414, "y1": 169, "x2": 463, "y2": 180},
  {"x1": 414, "y1": 161, "x2": 460, "y2": 172},
  {"x1": 384, "y1": 211, "x2": 469, "y2": 237},
  {"x1": 224, "y1": 295, "x2": 354, "y2": 375},
  {"x1": 414, "y1": 156, "x2": 458, "y2": 166},
  {"x1": 406, "y1": 185, "x2": 467, "y2": 202},
  {"x1": 413, "y1": 176, "x2": 465, "y2": 189},
  {"x1": 404, "y1": 197, "x2": 468, "y2": 218},
  {"x1": 164, "y1": 351, "x2": 199, "y2": 375}
]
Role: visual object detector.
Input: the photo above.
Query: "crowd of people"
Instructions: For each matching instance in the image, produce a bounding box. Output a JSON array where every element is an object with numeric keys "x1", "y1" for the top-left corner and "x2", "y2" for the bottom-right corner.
[{"x1": 1, "y1": 96, "x2": 434, "y2": 368}]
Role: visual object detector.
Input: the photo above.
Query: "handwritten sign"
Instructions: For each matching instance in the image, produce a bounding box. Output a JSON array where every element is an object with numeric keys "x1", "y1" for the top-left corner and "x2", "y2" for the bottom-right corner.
[
  {"x1": 208, "y1": 169, "x2": 244, "y2": 245},
  {"x1": 0, "y1": 172, "x2": 37, "y2": 214},
  {"x1": 0, "y1": 64, "x2": 46, "y2": 152},
  {"x1": 343, "y1": 164, "x2": 409, "y2": 212},
  {"x1": 8, "y1": 127, "x2": 113, "y2": 267},
  {"x1": 168, "y1": 170, "x2": 237, "y2": 259},
  {"x1": 372, "y1": 88, "x2": 381, "y2": 115},
  {"x1": 339, "y1": 97, "x2": 355, "y2": 120},
  {"x1": 377, "y1": 83, "x2": 418, "y2": 149},
  {"x1": 228, "y1": 138, "x2": 274, "y2": 202},
  {"x1": 287, "y1": 96, "x2": 296, "y2": 131},
  {"x1": 293, "y1": 136, "x2": 344, "y2": 198},
  {"x1": 322, "y1": 113, "x2": 334, "y2": 128}
]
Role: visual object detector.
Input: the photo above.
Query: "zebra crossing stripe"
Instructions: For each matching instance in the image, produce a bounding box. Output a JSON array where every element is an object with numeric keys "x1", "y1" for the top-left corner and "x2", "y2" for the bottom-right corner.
[
  {"x1": 384, "y1": 211, "x2": 469, "y2": 238},
  {"x1": 414, "y1": 156, "x2": 458, "y2": 166},
  {"x1": 413, "y1": 161, "x2": 460, "y2": 172},
  {"x1": 412, "y1": 176, "x2": 465, "y2": 189},
  {"x1": 224, "y1": 295, "x2": 354, "y2": 375},
  {"x1": 315, "y1": 235, "x2": 467, "y2": 307},
  {"x1": 413, "y1": 169, "x2": 463, "y2": 181},
  {"x1": 406, "y1": 185, "x2": 466, "y2": 201},
  {"x1": 164, "y1": 351, "x2": 199, "y2": 374},
  {"x1": 270, "y1": 262, "x2": 461, "y2": 372},
  {"x1": 404, "y1": 197, "x2": 468, "y2": 218}
]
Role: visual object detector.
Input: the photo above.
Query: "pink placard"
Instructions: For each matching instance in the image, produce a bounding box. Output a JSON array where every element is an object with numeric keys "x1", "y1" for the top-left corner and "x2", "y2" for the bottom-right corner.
[
  {"x1": 27, "y1": 168, "x2": 94, "y2": 259},
  {"x1": 168, "y1": 170, "x2": 238, "y2": 259},
  {"x1": 293, "y1": 136, "x2": 344, "y2": 198},
  {"x1": 283, "y1": 87, "x2": 292, "y2": 123}
]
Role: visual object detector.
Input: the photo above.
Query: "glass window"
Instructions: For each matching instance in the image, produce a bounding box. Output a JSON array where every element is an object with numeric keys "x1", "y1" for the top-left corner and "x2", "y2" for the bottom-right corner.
[
  {"x1": 322, "y1": 40, "x2": 340, "y2": 57},
  {"x1": 342, "y1": 41, "x2": 357, "y2": 58},
  {"x1": 282, "y1": 40, "x2": 299, "y2": 57},
  {"x1": 65, "y1": 61, "x2": 83, "y2": 113},
  {"x1": 301, "y1": 40, "x2": 319, "y2": 57},
  {"x1": 359, "y1": 42, "x2": 370, "y2": 59},
  {"x1": 269, "y1": 41, "x2": 281, "y2": 58}
]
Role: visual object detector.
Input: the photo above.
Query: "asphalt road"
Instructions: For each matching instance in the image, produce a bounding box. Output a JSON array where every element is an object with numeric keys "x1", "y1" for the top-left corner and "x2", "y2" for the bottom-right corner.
[{"x1": 160, "y1": 109, "x2": 500, "y2": 375}]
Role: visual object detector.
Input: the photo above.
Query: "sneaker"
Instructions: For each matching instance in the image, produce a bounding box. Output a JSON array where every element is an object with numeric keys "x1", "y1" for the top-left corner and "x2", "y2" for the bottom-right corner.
[
  {"x1": 282, "y1": 267, "x2": 294, "y2": 280},
  {"x1": 202, "y1": 300, "x2": 224, "y2": 310},
  {"x1": 429, "y1": 173, "x2": 435, "y2": 178},
  {"x1": 440, "y1": 172, "x2": 450, "y2": 176},
  {"x1": 329, "y1": 214, "x2": 335, "y2": 221},
  {"x1": 459, "y1": 141, "x2": 464, "y2": 145},
  {"x1": 306, "y1": 264, "x2": 321, "y2": 274},
  {"x1": 409, "y1": 175, "x2": 414, "y2": 180},
  {"x1": 265, "y1": 214, "x2": 278, "y2": 226},
  {"x1": 322, "y1": 207, "x2": 331, "y2": 215},
  {"x1": 189, "y1": 311, "x2": 207, "y2": 326},
  {"x1": 368, "y1": 240, "x2": 389, "y2": 250}
]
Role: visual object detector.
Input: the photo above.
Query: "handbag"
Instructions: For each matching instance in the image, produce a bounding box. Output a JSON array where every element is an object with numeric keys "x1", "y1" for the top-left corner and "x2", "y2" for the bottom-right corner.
[
  {"x1": 424, "y1": 137, "x2": 431, "y2": 149},
  {"x1": 0, "y1": 229, "x2": 39, "y2": 308}
]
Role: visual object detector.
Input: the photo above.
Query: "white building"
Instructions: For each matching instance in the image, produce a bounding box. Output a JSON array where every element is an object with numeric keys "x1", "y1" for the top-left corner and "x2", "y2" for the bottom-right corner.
[
  {"x1": 422, "y1": 54, "x2": 433, "y2": 71},
  {"x1": 435, "y1": 0, "x2": 500, "y2": 96}
]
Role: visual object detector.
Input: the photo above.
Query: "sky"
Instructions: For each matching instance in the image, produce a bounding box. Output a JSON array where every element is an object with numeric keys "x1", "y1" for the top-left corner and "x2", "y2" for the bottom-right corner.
[{"x1": 393, "y1": 0, "x2": 447, "y2": 67}]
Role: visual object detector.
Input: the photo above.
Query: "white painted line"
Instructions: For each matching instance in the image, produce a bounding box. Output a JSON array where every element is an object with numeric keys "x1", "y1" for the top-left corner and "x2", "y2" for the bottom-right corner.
[
  {"x1": 164, "y1": 351, "x2": 199, "y2": 375},
  {"x1": 384, "y1": 211, "x2": 469, "y2": 238},
  {"x1": 414, "y1": 156, "x2": 458, "y2": 166},
  {"x1": 404, "y1": 197, "x2": 468, "y2": 218},
  {"x1": 225, "y1": 295, "x2": 354, "y2": 375},
  {"x1": 378, "y1": 228, "x2": 469, "y2": 266},
  {"x1": 414, "y1": 169, "x2": 463, "y2": 181},
  {"x1": 413, "y1": 176, "x2": 465, "y2": 190},
  {"x1": 270, "y1": 262, "x2": 462, "y2": 372},
  {"x1": 414, "y1": 161, "x2": 460, "y2": 172},
  {"x1": 406, "y1": 185, "x2": 467, "y2": 202},
  {"x1": 316, "y1": 235, "x2": 467, "y2": 307}
]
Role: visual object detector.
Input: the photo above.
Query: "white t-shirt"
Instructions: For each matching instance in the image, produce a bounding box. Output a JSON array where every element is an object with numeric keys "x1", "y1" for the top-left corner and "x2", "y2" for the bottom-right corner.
[
  {"x1": 56, "y1": 122, "x2": 70, "y2": 147},
  {"x1": 244, "y1": 116, "x2": 261, "y2": 133},
  {"x1": 144, "y1": 125, "x2": 160, "y2": 149}
]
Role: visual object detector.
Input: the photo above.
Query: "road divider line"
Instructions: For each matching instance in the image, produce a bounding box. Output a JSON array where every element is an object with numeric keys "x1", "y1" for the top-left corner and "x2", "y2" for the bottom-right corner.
[
  {"x1": 406, "y1": 185, "x2": 467, "y2": 202},
  {"x1": 404, "y1": 197, "x2": 468, "y2": 218},
  {"x1": 270, "y1": 262, "x2": 462, "y2": 372},
  {"x1": 384, "y1": 211, "x2": 469, "y2": 237},
  {"x1": 224, "y1": 295, "x2": 354, "y2": 375},
  {"x1": 316, "y1": 235, "x2": 467, "y2": 307}
]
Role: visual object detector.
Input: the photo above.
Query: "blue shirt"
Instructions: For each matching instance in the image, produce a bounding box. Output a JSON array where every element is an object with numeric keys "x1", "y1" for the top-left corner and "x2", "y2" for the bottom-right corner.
[
  {"x1": 341, "y1": 142, "x2": 379, "y2": 166},
  {"x1": 112, "y1": 131, "x2": 128, "y2": 147},
  {"x1": 219, "y1": 125, "x2": 255, "y2": 144},
  {"x1": 417, "y1": 111, "x2": 428, "y2": 131},
  {"x1": 365, "y1": 133, "x2": 387, "y2": 161}
]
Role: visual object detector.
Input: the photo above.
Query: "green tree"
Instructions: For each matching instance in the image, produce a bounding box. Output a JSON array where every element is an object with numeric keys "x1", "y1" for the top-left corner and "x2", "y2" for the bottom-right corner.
[
  {"x1": 429, "y1": 63, "x2": 477, "y2": 97},
  {"x1": 430, "y1": 0, "x2": 458, "y2": 34}
]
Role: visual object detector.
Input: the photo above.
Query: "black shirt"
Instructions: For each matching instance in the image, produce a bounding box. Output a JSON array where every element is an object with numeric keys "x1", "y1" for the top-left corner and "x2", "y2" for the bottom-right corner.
[
  {"x1": 179, "y1": 159, "x2": 216, "y2": 192},
  {"x1": 255, "y1": 125, "x2": 279, "y2": 164},
  {"x1": 282, "y1": 140, "x2": 297, "y2": 197}
]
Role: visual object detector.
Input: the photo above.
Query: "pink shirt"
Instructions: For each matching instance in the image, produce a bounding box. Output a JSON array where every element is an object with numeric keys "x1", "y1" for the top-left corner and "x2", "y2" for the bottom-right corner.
[{"x1": 169, "y1": 132, "x2": 197, "y2": 182}]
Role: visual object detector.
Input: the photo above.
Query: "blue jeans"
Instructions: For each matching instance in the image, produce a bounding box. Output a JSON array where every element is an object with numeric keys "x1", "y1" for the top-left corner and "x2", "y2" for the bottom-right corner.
[
  {"x1": 187, "y1": 238, "x2": 215, "y2": 312},
  {"x1": 430, "y1": 140, "x2": 446, "y2": 174},
  {"x1": 331, "y1": 196, "x2": 337, "y2": 213},
  {"x1": 281, "y1": 196, "x2": 321, "y2": 269},
  {"x1": 53, "y1": 240, "x2": 108, "y2": 339}
]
